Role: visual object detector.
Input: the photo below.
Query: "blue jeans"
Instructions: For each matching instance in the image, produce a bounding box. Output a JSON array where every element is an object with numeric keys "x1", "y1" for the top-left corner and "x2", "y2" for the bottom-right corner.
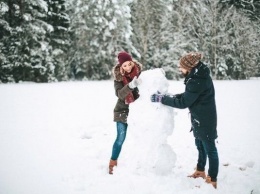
[
  {"x1": 195, "y1": 138, "x2": 219, "y2": 182},
  {"x1": 111, "y1": 122, "x2": 128, "y2": 160}
]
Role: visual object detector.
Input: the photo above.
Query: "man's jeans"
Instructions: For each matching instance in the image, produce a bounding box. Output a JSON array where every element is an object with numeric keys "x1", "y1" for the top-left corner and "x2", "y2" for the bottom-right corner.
[
  {"x1": 111, "y1": 122, "x2": 128, "y2": 160},
  {"x1": 195, "y1": 138, "x2": 219, "y2": 182}
]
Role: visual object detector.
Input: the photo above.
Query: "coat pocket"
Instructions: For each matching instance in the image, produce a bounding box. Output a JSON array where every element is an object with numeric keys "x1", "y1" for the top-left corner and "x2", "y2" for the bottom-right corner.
[{"x1": 192, "y1": 118, "x2": 200, "y2": 127}]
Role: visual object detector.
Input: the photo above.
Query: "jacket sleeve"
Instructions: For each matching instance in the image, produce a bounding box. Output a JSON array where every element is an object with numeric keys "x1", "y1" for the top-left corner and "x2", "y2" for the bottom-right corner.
[
  {"x1": 161, "y1": 80, "x2": 202, "y2": 109},
  {"x1": 114, "y1": 80, "x2": 132, "y2": 101}
]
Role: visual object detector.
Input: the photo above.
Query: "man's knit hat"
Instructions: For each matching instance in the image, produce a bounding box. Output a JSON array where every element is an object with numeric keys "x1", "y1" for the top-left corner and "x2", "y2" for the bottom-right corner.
[
  {"x1": 179, "y1": 52, "x2": 202, "y2": 71},
  {"x1": 118, "y1": 51, "x2": 132, "y2": 65}
]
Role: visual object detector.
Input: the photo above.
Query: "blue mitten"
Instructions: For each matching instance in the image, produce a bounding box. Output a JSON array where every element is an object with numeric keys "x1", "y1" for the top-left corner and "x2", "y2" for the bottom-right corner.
[{"x1": 150, "y1": 92, "x2": 164, "y2": 102}]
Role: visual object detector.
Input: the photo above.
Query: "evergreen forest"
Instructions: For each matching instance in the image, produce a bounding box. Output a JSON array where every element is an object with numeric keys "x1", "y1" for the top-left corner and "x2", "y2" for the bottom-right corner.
[{"x1": 0, "y1": 0, "x2": 259, "y2": 83}]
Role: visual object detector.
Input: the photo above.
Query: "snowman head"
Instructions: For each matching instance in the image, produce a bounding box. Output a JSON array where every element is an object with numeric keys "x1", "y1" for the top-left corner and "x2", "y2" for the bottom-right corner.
[{"x1": 138, "y1": 68, "x2": 169, "y2": 100}]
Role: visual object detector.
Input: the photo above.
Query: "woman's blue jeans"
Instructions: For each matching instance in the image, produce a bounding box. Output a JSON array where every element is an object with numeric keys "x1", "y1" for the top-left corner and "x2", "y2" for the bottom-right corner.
[
  {"x1": 111, "y1": 122, "x2": 128, "y2": 160},
  {"x1": 195, "y1": 138, "x2": 219, "y2": 182}
]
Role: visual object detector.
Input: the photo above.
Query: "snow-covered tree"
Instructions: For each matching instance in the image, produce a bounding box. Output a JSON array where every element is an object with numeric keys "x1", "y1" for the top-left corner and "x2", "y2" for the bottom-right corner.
[
  {"x1": 0, "y1": 0, "x2": 70, "y2": 83},
  {"x1": 68, "y1": 0, "x2": 133, "y2": 80},
  {"x1": 130, "y1": 0, "x2": 173, "y2": 69},
  {"x1": 1, "y1": 0, "x2": 259, "y2": 82},
  {"x1": 222, "y1": 9, "x2": 259, "y2": 79},
  {"x1": 220, "y1": 0, "x2": 260, "y2": 21},
  {"x1": 45, "y1": 0, "x2": 70, "y2": 81},
  {"x1": 0, "y1": 1, "x2": 11, "y2": 82},
  {"x1": 0, "y1": 0, "x2": 51, "y2": 82},
  {"x1": 219, "y1": 0, "x2": 260, "y2": 79},
  {"x1": 171, "y1": 0, "x2": 260, "y2": 79}
]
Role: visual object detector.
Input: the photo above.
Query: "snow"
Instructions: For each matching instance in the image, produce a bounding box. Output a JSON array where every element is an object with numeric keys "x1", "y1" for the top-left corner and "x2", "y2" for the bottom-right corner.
[
  {"x1": 0, "y1": 69, "x2": 260, "y2": 194},
  {"x1": 126, "y1": 69, "x2": 176, "y2": 176},
  {"x1": 0, "y1": 2, "x2": 9, "y2": 13}
]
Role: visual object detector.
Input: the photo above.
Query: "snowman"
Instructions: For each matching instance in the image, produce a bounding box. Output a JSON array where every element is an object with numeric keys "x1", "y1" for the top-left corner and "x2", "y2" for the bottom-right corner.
[{"x1": 126, "y1": 68, "x2": 176, "y2": 175}]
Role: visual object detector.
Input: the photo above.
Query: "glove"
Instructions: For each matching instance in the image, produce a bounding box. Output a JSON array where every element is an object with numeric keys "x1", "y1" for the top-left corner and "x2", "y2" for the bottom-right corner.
[
  {"x1": 150, "y1": 92, "x2": 164, "y2": 103},
  {"x1": 129, "y1": 76, "x2": 142, "y2": 89}
]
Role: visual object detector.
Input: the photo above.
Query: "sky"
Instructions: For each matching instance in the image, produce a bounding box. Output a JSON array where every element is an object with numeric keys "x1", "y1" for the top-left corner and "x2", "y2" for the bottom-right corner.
[{"x1": 0, "y1": 69, "x2": 260, "y2": 194}]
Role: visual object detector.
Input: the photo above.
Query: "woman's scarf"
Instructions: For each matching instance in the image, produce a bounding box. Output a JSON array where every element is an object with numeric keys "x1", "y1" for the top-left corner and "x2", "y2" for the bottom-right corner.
[{"x1": 122, "y1": 64, "x2": 141, "y2": 104}]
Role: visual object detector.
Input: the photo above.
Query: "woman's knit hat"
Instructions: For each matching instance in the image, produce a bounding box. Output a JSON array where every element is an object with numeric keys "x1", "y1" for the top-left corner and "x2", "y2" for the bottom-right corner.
[
  {"x1": 179, "y1": 52, "x2": 202, "y2": 71},
  {"x1": 118, "y1": 51, "x2": 132, "y2": 65}
]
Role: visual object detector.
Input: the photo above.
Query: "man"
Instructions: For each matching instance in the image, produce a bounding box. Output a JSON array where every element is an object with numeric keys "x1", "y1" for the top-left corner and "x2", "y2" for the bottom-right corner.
[{"x1": 151, "y1": 52, "x2": 219, "y2": 188}]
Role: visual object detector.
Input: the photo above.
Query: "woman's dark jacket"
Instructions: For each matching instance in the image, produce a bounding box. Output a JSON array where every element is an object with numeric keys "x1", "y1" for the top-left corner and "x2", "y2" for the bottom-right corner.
[
  {"x1": 112, "y1": 61, "x2": 142, "y2": 123},
  {"x1": 161, "y1": 62, "x2": 217, "y2": 140}
]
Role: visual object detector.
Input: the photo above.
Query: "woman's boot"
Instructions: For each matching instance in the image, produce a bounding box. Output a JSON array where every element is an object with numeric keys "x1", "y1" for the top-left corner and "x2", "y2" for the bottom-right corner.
[{"x1": 109, "y1": 160, "x2": 117, "y2": 174}]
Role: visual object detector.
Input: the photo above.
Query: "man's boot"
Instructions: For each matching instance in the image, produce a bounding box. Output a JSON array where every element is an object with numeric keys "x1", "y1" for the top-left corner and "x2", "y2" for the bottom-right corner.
[
  {"x1": 109, "y1": 159, "x2": 117, "y2": 174},
  {"x1": 188, "y1": 170, "x2": 206, "y2": 179},
  {"x1": 205, "y1": 176, "x2": 217, "y2": 189}
]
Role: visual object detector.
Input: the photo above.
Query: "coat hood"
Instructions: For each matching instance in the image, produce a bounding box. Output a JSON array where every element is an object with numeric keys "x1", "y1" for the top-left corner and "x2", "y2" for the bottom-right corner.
[
  {"x1": 185, "y1": 62, "x2": 210, "y2": 83},
  {"x1": 193, "y1": 62, "x2": 210, "y2": 79}
]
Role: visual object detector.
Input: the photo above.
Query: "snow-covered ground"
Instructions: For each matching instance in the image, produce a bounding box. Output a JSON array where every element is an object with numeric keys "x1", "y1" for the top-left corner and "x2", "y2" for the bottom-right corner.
[{"x1": 0, "y1": 70, "x2": 260, "y2": 194}]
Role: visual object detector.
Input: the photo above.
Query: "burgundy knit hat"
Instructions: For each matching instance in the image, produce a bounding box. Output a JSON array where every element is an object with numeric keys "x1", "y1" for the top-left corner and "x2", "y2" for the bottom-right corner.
[
  {"x1": 118, "y1": 51, "x2": 132, "y2": 65},
  {"x1": 179, "y1": 52, "x2": 202, "y2": 71}
]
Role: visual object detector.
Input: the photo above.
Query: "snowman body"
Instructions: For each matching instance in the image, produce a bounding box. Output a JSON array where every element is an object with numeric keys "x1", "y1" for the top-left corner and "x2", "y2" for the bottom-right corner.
[{"x1": 127, "y1": 68, "x2": 176, "y2": 175}]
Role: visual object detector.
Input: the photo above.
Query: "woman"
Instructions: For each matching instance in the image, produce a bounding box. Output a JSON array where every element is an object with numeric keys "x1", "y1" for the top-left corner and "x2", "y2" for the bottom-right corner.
[{"x1": 109, "y1": 51, "x2": 142, "y2": 174}]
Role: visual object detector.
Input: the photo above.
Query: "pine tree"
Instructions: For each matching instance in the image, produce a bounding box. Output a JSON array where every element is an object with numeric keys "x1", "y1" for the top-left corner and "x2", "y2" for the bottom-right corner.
[
  {"x1": 130, "y1": 0, "x2": 170, "y2": 68},
  {"x1": 0, "y1": 1, "x2": 12, "y2": 82},
  {"x1": 172, "y1": 0, "x2": 260, "y2": 79},
  {"x1": 68, "y1": 0, "x2": 133, "y2": 80},
  {"x1": 45, "y1": 0, "x2": 70, "y2": 81},
  {"x1": 219, "y1": 0, "x2": 260, "y2": 79},
  {"x1": 220, "y1": 0, "x2": 260, "y2": 21},
  {"x1": 0, "y1": 0, "x2": 53, "y2": 82}
]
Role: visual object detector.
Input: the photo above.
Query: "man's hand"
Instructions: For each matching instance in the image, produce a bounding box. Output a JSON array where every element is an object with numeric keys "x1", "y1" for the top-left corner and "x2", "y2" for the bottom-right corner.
[{"x1": 150, "y1": 92, "x2": 164, "y2": 103}]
